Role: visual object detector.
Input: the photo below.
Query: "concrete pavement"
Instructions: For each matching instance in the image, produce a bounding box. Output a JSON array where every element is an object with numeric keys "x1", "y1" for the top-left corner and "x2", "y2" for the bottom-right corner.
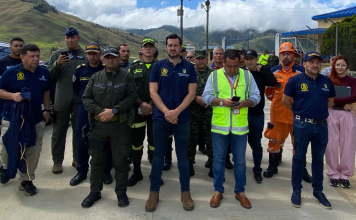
[{"x1": 1, "y1": 102, "x2": 356, "y2": 220}]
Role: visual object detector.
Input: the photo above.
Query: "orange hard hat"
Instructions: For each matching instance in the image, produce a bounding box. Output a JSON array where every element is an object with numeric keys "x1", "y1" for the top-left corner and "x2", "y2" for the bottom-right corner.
[{"x1": 279, "y1": 42, "x2": 295, "y2": 54}]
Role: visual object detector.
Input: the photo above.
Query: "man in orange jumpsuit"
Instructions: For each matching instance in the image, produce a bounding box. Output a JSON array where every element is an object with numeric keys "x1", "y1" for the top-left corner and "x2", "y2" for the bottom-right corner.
[{"x1": 264, "y1": 42, "x2": 312, "y2": 182}]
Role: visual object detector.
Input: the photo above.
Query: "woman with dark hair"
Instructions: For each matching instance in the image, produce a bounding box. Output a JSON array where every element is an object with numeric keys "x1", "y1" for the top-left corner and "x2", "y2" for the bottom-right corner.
[{"x1": 326, "y1": 56, "x2": 356, "y2": 188}]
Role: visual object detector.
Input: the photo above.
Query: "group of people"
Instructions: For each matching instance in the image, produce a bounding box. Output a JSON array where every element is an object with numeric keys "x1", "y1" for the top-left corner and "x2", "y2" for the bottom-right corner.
[{"x1": 0, "y1": 26, "x2": 355, "y2": 213}]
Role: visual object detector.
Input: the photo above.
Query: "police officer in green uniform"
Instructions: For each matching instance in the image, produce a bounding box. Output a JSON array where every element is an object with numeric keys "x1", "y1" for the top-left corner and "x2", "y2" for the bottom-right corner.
[
  {"x1": 128, "y1": 38, "x2": 156, "y2": 186},
  {"x1": 188, "y1": 50, "x2": 213, "y2": 177},
  {"x1": 81, "y1": 47, "x2": 137, "y2": 208},
  {"x1": 47, "y1": 27, "x2": 86, "y2": 174}
]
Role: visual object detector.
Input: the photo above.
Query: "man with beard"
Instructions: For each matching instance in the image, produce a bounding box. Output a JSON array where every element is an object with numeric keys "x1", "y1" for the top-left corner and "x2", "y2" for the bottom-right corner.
[
  {"x1": 118, "y1": 44, "x2": 131, "y2": 72},
  {"x1": 145, "y1": 34, "x2": 197, "y2": 212},
  {"x1": 283, "y1": 52, "x2": 335, "y2": 209},
  {"x1": 264, "y1": 42, "x2": 312, "y2": 183}
]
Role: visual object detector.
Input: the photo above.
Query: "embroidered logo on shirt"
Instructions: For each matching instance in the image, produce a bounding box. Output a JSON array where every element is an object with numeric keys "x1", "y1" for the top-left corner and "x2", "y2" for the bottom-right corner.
[
  {"x1": 324, "y1": 84, "x2": 328, "y2": 88},
  {"x1": 178, "y1": 73, "x2": 189, "y2": 77},
  {"x1": 17, "y1": 72, "x2": 25, "y2": 80},
  {"x1": 301, "y1": 83, "x2": 308, "y2": 92},
  {"x1": 183, "y1": 69, "x2": 186, "y2": 73},
  {"x1": 161, "y1": 68, "x2": 168, "y2": 76},
  {"x1": 39, "y1": 76, "x2": 47, "y2": 81}
]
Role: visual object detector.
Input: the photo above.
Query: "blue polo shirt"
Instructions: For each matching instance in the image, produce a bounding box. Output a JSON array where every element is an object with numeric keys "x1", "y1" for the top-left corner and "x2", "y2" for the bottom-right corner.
[
  {"x1": 150, "y1": 58, "x2": 197, "y2": 122},
  {"x1": 0, "y1": 64, "x2": 50, "y2": 124},
  {"x1": 284, "y1": 72, "x2": 335, "y2": 120}
]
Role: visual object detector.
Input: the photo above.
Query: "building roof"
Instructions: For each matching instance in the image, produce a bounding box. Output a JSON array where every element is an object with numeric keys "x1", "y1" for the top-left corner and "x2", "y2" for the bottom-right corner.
[
  {"x1": 281, "y1": 28, "x2": 327, "y2": 37},
  {"x1": 312, "y1": 6, "x2": 356, "y2": 20},
  {"x1": 202, "y1": 46, "x2": 234, "y2": 50}
]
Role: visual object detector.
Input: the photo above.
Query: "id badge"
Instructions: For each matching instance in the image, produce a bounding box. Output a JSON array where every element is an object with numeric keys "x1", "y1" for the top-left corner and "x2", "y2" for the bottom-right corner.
[{"x1": 233, "y1": 109, "x2": 240, "y2": 114}]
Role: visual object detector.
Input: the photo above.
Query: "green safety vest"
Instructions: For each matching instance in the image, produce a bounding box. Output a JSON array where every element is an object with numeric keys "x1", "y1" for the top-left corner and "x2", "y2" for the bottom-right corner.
[{"x1": 211, "y1": 68, "x2": 251, "y2": 135}]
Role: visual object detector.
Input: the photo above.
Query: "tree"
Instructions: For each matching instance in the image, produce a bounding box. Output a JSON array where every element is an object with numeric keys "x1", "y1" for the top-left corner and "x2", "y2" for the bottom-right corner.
[{"x1": 321, "y1": 15, "x2": 356, "y2": 71}]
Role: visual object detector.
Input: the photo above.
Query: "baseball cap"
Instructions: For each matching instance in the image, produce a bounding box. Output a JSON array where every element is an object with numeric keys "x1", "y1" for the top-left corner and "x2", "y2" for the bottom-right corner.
[
  {"x1": 102, "y1": 47, "x2": 119, "y2": 57},
  {"x1": 64, "y1": 27, "x2": 79, "y2": 37},
  {"x1": 138, "y1": 51, "x2": 143, "y2": 55},
  {"x1": 142, "y1": 38, "x2": 155, "y2": 47},
  {"x1": 303, "y1": 51, "x2": 323, "y2": 62},
  {"x1": 271, "y1": 50, "x2": 275, "y2": 53},
  {"x1": 194, "y1": 50, "x2": 207, "y2": 58},
  {"x1": 85, "y1": 43, "x2": 101, "y2": 53},
  {"x1": 295, "y1": 50, "x2": 302, "y2": 57},
  {"x1": 181, "y1": 45, "x2": 186, "y2": 52},
  {"x1": 244, "y1": 49, "x2": 258, "y2": 58}
]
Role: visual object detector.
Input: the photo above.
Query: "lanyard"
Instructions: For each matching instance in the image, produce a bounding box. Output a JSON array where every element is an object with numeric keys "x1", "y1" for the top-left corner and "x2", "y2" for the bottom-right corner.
[{"x1": 225, "y1": 73, "x2": 239, "y2": 96}]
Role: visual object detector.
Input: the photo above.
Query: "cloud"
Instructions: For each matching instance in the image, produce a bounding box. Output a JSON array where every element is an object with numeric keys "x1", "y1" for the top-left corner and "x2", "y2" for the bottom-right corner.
[{"x1": 46, "y1": 0, "x2": 356, "y2": 32}]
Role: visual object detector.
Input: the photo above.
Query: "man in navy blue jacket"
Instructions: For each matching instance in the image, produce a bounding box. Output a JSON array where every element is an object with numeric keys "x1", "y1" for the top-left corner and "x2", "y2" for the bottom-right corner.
[{"x1": 0, "y1": 44, "x2": 50, "y2": 196}]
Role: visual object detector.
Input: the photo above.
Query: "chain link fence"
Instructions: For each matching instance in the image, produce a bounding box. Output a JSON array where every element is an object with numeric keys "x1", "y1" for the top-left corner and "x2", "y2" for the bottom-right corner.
[{"x1": 321, "y1": 15, "x2": 356, "y2": 75}]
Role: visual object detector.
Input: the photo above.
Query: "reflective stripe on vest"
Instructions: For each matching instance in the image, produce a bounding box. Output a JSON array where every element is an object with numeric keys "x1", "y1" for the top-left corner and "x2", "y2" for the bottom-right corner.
[
  {"x1": 211, "y1": 68, "x2": 251, "y2": 135},
  {"x1": 131, "y1": 121, "x2": 147, "y2": 128}
]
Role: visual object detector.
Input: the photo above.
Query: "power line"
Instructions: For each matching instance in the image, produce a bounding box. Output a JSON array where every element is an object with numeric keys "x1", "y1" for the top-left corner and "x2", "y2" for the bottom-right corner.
[{"x1": 136, "y1": 0, "x2": 176, "y2": 29}]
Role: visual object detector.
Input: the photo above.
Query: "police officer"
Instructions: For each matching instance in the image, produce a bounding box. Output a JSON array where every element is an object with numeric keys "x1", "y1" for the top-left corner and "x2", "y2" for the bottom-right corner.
[
  {"x1": 267, "y1": 50, "x2": 279, "y2": 69},
  {"x1": 188, "y1": 50, "x2": 213, "y2": 177},
  {"x1": 118, "y1": 44, "x2": 131, "y2": 72},
  {"x1": 81, "y1": 47, "x2": 136, "y2": 208},
  {"x1": 70, "y1": 43, "x2": 113, "y2": 186},
  {"x1": 47, "y1": 27, "x2": 86, "y2": 174},
  {"x1": 283, "y1": 51, "x2": 335, "y2": 209},
  {"x1": 128, "y1": 38, "x2": 157, "y2": 186}
]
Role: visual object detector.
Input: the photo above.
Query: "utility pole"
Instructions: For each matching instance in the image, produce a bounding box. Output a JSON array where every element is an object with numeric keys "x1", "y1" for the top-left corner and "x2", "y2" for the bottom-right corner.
[
  {"x1": 203, "y1": 0, "x2": 210, "y2": 56},
  {"x1": 180, "y1": 0, "x2": 184, "y2": 43}
]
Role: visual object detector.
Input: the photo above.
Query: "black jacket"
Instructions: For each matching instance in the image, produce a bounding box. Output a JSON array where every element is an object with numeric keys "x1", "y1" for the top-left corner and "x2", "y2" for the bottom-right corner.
[{"x1": 248, "y1": 66, "x2": 277, "y2": 116}]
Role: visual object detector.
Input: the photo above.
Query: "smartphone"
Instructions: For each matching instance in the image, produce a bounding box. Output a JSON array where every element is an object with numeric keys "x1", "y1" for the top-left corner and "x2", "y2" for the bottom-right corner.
[
  {"x1": 231, "y1": 96, "x2": 241, "y2": 102},
  {"x1": 60, "y1": 51, "x2": 69, "y2": 56}
]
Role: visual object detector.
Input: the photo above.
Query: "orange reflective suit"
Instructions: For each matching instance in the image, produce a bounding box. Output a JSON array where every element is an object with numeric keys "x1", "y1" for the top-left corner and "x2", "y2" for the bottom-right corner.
[{"x1": 264, "y1": 63, "x2": 304, "y2": 153}]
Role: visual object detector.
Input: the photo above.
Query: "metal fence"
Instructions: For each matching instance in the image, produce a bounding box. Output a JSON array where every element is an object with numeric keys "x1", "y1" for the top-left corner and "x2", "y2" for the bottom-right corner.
[{"x1": 321, "y1": 16, "x2": 356, "y2": 72}]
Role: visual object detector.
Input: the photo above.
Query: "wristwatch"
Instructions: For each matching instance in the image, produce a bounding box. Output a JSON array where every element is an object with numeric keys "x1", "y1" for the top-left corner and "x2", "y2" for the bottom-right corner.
[
  {"x1": 219, "y1": 99, "x2": 223, "y2": 106},
  {"x1": 112, "y1": 108, "x2": 118, "y2": 114}
]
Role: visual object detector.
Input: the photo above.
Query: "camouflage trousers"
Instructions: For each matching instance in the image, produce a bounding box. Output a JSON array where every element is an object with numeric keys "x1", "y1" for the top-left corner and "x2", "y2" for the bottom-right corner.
[{"x1": 188, "y1": 109, "x2": 213, "y2": 164}]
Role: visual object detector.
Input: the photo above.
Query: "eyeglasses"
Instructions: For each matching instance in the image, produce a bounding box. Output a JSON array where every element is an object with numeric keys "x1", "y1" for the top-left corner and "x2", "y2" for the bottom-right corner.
[
  {"x1": 335, "y1": 64, "x2": 347, "y2": 67},
  {"x1": 186, "y1": 56, "x2": 193, "y2": 59}
]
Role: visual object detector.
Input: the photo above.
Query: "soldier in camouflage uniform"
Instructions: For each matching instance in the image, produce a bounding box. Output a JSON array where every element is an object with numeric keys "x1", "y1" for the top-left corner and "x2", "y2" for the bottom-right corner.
[{"x1": 188, "y1": 50, "x2": 213, "y2": 177}]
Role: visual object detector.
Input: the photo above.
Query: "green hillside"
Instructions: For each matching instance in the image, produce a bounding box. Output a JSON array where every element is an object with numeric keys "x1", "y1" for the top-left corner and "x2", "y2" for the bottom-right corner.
[{"x1": 0, "y1": 0, "x2": 166, "y2": 60}]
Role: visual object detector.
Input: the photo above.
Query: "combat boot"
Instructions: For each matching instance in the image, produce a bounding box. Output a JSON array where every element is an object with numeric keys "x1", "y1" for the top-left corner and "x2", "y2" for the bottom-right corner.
[
  {"x1": 263, "y1": 153, "x2": 278, "y2": 178},
  {"x1": 277, "y1": 148, "x2": 283, "y2": 166}
]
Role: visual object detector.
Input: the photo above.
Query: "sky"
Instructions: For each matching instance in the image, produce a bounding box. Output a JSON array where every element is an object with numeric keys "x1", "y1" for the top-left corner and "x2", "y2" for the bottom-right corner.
[{"x1": 46, "y1": 0, "x2": 356, "y2": 32}]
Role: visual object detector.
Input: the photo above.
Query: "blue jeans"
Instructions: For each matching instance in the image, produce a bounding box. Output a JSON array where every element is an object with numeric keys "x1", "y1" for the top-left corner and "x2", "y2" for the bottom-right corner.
[
  {"x1": 292, "y1": 118, "x2": 328, "y2": 193},
  {"x1": 212, "y1": 132, "x2": 248, "y2": 193},
  {"x1": 248, "y1": 115, "x2": 264, "y2": 174},
  {"x1": 150, "y1": 120, "x2": 190, "y2": 192}
]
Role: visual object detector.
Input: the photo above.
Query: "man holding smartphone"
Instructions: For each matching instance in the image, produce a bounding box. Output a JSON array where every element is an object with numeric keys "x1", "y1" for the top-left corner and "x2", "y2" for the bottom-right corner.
[
  {"x1": 47, "y1": 27, "x2": 86, "y2": 174},
  {"x1": 202, "y1": 50, "x2": 260, "y2": 209}
]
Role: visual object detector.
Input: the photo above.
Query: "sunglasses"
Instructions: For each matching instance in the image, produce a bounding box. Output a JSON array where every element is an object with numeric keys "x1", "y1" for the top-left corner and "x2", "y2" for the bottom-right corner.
[{"x1": 186, "y1": 56, "x2": 193, "y2": 59}]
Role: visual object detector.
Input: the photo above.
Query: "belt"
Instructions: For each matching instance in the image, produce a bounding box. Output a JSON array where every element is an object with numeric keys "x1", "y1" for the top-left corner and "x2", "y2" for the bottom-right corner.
[
  {"x1": 94, "y1": 113, "x2": 128, "y2": 123},
  {"x1": 295, "y1": 115, "x2": 326, "y2": 124}
]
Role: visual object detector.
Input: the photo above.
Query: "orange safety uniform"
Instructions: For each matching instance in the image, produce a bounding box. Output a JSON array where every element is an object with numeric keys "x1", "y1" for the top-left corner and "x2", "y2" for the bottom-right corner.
[{"x1": 264, "y1": 43, "x2": 305, "y2": 154}]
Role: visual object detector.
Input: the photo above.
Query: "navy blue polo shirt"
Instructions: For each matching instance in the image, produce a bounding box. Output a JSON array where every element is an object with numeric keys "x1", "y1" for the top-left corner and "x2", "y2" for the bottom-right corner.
[
  {"x1": 0, "y1": 64, "x2": 50, "y2": 124},
  {"x1": 150, "y1": 58, "x2": 197, "y2": 122},
  {"x1": 284, "y1": 72, "x2": 335, "y2": 120},
  {"x1": 73, "y1": 61, "x2": 105, "y2": 102}
]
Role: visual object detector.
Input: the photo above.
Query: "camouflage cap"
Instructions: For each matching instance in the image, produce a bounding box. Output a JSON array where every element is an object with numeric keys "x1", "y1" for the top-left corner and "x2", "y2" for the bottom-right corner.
[{"x1": 194, "y1": 50, "x2": 207, "y2": 58}]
